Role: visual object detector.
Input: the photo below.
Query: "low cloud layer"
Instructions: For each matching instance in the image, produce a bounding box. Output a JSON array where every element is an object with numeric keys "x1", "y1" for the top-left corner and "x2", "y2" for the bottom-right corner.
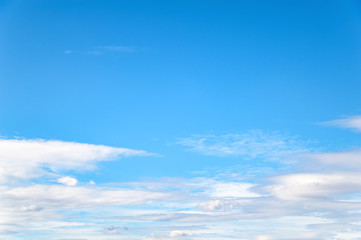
[{"x1": 2, "y1": 121, "x2": 361, "y2": 240}]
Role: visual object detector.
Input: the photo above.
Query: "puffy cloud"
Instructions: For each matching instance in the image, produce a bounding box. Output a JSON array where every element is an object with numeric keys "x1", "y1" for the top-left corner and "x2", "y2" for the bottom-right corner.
[{"x1": 57, "y1": 176, "x2": 78, "y2": 186}]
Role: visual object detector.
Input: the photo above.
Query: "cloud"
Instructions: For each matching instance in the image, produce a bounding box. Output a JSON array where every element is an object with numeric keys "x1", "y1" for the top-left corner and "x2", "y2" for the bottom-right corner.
[
  {"x1": 65, "y1": 46, "x2": 134, "y2": 56},
  {"x1": 308, "y1": 223, "x2": 361, "y2": 231},
  {"x1": 86, "y1": 46, "x2": 134, "y2": 55},
  {"x1": 197, "y1": 200, "x2": 249, "y2": 212},
  {"x1": 177, "y1": 130, "x2": 311, "y2": 160},
  {"x1": 0, "y1": 184, "x2": 169, "y2": 237},
  {"x1": 2, "y1": 172, "x2": 361, "y2": 239},
  {"x1": 97, "y1": 46, "x2": 134, "y2": 52},
  {"x1": 103, "y1": 225, "x2": 126, "y2": 235},
  {"x1": 266, "y1": 173, "x2": 361, "y2": 201},
  {"x1": 322, "y1": 115, "x2": 361, "y2": 132},
  {"x1": 0, "y1": 138, "x2": 149, "y2": 182},
  {"x1": 207, "y1": 182, "x2": 260, "y2": 198},
  {"x1": 57, "y1": 176, "x2": 78, "y2": 186},
  {"x1": 169, "y1": 230, "x2": 193, "y2": 237},
  {"x1": 300, "y1": 150, "x2": 361, "y2": 171},
  {"x1": 254, "y1": 235, "x2": 273, "y2": 240},
  {"x1": 2, "y1": 185, "x2": 166, "y2": 208},
  {"x1": 2, "y1": 130, "x2": 361, "y2": 239}
]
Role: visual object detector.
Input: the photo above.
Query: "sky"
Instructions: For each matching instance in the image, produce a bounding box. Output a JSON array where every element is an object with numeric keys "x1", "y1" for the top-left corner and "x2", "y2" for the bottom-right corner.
[{"x1": 1, "y1": 0, "x2": 361, "y2": 239}]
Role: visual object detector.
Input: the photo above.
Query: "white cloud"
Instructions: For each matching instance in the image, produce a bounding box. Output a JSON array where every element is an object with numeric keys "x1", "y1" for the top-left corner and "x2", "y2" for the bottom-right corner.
[
  {"x1": 177, "y1": 130, "x2": 310, "y2": 160},
  {"x1": 254, "y1": 235, "x2": 273, "y2": 240},
  {"x1": 2, "y1": 132, "x2": 361, "y2": 239},
  {"x1": 2, "y1": 185, "x2": 167, "y2": 208},
  {"x1": 323, "y1": 115, "x2": 361, "y2": 132},
  {"x1": 169, "y1": 230, "x2": 193, "y2": 237},
  {"x1": 197, "y1": 199, "x2": 249, "y2": 212},
  {"x1": 0, "y1": 184, "x2": 169, "y2": 236},
  {"x1": 57, "y1": 176, "x2": 78, "y2": 186},
  {"x1": 0, "y1": 138, "x2": 149, "y2": 182},
  {"x1": 300, "y1": 150, "x2": 361, "y2": 170},
  {"x1": 208, "y1": 182, "x2": 260, "y2": 198},
  {"x1": 2, "y1": 172, "x2": 360, "y2": 239},
  {"x1": 266, "y1": 173, "x2": 361, "y2": 201}
]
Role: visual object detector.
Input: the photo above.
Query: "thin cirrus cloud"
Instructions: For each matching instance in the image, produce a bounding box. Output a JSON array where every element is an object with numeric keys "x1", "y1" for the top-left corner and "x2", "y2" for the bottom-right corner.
[
  {"x1": 86, "y1": 46, "x2": 135, "y2": 55},
  {"x1": 322, "y1": 115, "x2": 361, "y2": 132},
  {"x1": 0, "y1": 138, "x2": 150, "y2": 182},
  {"x1": 65, "y1": 45, "x2": 135, "y2": 55},
  {"x1": 177, "y1": 130, "x2": 311, "y2": 160}
]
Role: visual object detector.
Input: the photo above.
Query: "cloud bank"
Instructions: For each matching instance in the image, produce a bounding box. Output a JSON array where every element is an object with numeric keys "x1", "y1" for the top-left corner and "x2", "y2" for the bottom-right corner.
[{"x1": 2, "y1": 119, "x2": 361, "y2": 240}]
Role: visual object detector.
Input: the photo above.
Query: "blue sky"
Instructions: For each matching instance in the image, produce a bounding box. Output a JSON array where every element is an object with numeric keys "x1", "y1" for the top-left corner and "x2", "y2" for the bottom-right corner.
[{"x1": 1, "y1": 0, "x2": 361, "y2": 239}]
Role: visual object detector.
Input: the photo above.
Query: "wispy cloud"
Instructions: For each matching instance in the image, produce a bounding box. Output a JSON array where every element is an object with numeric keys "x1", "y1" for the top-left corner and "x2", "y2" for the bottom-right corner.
[
  {"x1": 322, "y1": 115, "x2": 361, "y2": 132},
  {"x1": 86, "y1": 46, "x2": 134, "y2": 55},
  {"x1": 177, "y1": 130, "x2": 311, "y2": 160},
  {"x1": 65, "y1": 45, "x2": 135, "y2": 56},
  {"x1": 97, "y1": 45, "x2": 134, "y2": 52}
]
